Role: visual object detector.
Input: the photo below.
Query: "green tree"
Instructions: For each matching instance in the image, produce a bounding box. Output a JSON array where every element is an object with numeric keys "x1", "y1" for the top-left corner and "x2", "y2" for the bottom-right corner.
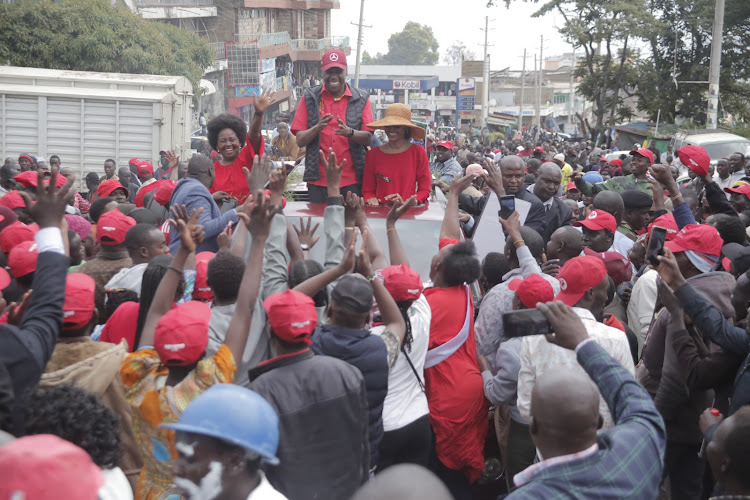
[
  {"x1": 443, "y1": 41, "x2": 476, "y2": 66},
  {"x1": 379, "y1": 22, "x2": 439, "y2": 65},
  {"x1": 0, "y1": 0, "x2": 212, "y2": 93}
]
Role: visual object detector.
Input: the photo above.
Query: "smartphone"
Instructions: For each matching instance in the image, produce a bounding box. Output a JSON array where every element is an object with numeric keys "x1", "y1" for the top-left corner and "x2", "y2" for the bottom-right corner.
[
  {"x1": 498, "y1": 195, "x2": 515, "y2": 219},
  {"x1": 503, "y1": 309, "x2": 552, "y2": 337},
  {"x1": 647, "y1": 226, "x2": 667, "y2": 267}
]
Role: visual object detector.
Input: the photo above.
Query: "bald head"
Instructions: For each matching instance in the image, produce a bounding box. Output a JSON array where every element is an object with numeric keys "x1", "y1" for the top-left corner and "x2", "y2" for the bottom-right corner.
[
  {"x1": 593, "y1": 191, "x2": 624, "y2": 224},
  {"x1": 531, "y1": 367, "x2": 601, "y2": 459},
  {"x1": 187, "y1": 154, "x2": 215, "y2": 189},
  {"x1": 351, "y1": 464, "x2": 452, "y2": 500},
  {"x1": 547, "y1": 226, "x2": 583, "y2": 262}
]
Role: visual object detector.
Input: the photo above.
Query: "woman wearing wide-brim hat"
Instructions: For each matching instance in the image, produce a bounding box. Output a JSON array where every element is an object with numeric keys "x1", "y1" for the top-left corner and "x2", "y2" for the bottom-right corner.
[{"x1": 362, "y1": 103, "x2": 432, "y2": 206}]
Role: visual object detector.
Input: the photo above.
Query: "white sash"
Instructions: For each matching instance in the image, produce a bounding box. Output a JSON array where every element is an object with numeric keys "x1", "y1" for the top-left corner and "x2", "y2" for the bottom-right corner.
[{"x1": 424, "y1": 285, "x2": 472, "y2": 369}]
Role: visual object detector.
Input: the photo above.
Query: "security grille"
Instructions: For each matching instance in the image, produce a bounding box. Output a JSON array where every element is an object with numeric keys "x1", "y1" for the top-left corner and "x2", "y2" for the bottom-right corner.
[{"x1": 226, "y1": 41, "x2": 261, "y2": 87}]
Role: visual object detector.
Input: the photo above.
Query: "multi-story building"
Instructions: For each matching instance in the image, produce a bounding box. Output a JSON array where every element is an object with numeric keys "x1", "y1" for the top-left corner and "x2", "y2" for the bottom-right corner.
[{"x1": 128, "y1": 0, "x2": 350, "y2": 122}]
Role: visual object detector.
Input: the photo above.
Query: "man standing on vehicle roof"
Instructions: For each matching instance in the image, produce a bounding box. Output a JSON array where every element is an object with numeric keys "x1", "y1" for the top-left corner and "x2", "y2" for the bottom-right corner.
[
  {"x1": 292, "y1": 49, "x2": 374, "y2": 203},
  {"x1": 573, "y1": 148, "x2": 655, "y2": 198},
  {"x1": 430, "y1": 141, "x2": 463, "y2": 187}
]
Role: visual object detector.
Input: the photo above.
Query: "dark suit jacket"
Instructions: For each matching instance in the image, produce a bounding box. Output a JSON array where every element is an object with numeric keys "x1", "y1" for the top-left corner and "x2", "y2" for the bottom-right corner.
[
  {"x1": 459, "y1": 189, "x2": 547, "y2": 237},
  {"x1": 541, "y1": 196, "x2": 573, "y2": 243}
]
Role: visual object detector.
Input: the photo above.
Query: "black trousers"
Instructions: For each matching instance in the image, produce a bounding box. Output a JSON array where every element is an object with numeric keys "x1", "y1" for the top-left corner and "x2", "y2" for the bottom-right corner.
[
  {"x1": 378, "y1": 414, "x2": 432, "y2": 472},
  {"x1": 307, "y1": 183, "x2": 361, "y2": 203},
  {"x1": 505, "y1": 418, "x2": 536, "y2": 491},
  {"x1": 663, "y1": 440, "x2": 705, "y2": 500}
]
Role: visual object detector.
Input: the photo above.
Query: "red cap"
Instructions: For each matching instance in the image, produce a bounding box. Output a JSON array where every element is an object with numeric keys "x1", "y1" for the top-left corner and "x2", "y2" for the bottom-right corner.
[
  {"x1": 8, "y1": 240, "x2": 38, "y2": 278},
  {"x1": 264, "y1": 289, "x2": 318, "y2": 344},
  {"x1": 725, "y1": 183, "x2": 750, "y2": 197},
  {"x1": 96, "y1": 209, "x2": 136, "y2": 246},
  {"x1": 648, "y1": 214, "x2": 679, "y2": 240},
  {"x1": 321, "y1": 49, "x2": 347, "y2": 72},
  {"x1": 0, "y1": 434, "x2": 104, "y2": 500},
  {"x1": 97, "y1": 179, "x2": 128, "y2": 199},
  {"x1": 0, "y1": 268, "x2": 10, "y2": 290},
  {"x1": 554, "y1": 256, "x2": 608, "y2": 306},
  {"x1": 610, "y1": 159, "x2": 622, "y2": 168},
  {"x1": 62, "y1": 273, "x2": 96, "y2": 330},
  {"x1": 664, "y1": 224, "x2": 723, "y2": 257},
  {"x1": 507, "y1": 274, "x2": 554, "y2": 308},
  {"x1": 677, "y1": 145, "x2": 710, "y2": 176},
  {"x1": 137, "y1": 161, "x2": 154, "y2": 176},
  {"x1": 582, "y1": 247, "x2": 633, "y2": 286},
  {"x1": 381, "y1": 264, "x2": 423, "y2": 302},
  {"x1": 0, "y1": 222, "x2": 38, "y2": 254},
  {"x1": 193, "y1": 253, "x2": 214, "y2": 301},
  {"x1": 436, "y1": 140, "x2": 454, "y2": 150},
  {"x1": 0, "y1": 190, "x2": 27, "y2": 210},
  {"x1": 534, "y1": 146, "x2": 544, "y2": 153},
  {"x1": 154, "y1": 301, "x2": 211, "y2": 365},
  {"x1": 631, "y1": 148, "x2": 655, "y2": 165},
  {"x1": 154, "y1": 180, "x2": 177, "y2": 207},
  {"x1": 128, "y1": 157, "x2": 140, "y2": 166},
  {"x1": 13, "y1": 171, "x2": 67, "y2": 188},
  {"x1": 574, "y1": 209, "x2": 617, "y2": 233},
  {"x1": 566, "y1": 182, "x2": 579, "y2": 192}
]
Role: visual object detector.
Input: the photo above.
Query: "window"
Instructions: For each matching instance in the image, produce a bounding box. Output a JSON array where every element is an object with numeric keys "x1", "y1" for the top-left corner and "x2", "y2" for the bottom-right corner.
[
  {"x1": 239, "y1": 8, "x2": 265, "y2": 19},
  {"x1": 553, "y1": 93, "x2": 569, "y2": 105}
]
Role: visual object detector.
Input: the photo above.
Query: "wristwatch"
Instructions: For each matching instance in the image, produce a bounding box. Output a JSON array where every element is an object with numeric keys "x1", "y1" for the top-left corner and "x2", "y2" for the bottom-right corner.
[
  {"x1": 348, "y1": 127, "x2": 355, "y2": 137},
  {"x1": 300, "y1": 243, "x2": 310, "y2": 251}
]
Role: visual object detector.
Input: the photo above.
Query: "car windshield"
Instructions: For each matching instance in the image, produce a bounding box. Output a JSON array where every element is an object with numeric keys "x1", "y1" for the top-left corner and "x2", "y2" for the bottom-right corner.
[
  {"x1": 285, "y1": 216, "x2": 442, "y2": 280},
  {"x1": 702, "y1": 141, "x2": 750, "y2": 160}
]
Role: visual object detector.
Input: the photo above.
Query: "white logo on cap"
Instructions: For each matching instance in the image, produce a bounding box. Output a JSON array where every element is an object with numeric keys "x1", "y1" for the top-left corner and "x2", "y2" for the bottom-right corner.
[
  {"x1": 588, "y1": 211, "x2": 597, "y2": 219},
  {"x1": 407, "y1": 288, "x2": 421, "y2": 294},
  {"x1": 29, "y1": 243, "x2": 37, "y2": 252},
  {"x1": 559, "y1": 278, "x2": 568, "y2": 290},
  {"x1": 291, "y1": 320, "x2": 311, "y2": 328},
  {"x1": 63, "y1": 310, "x2": 75, "y2": 318},
  {"x1": 329, "y1": 53, "x2": 339, "y2": 61},
  {"x1": 163, "y1": 343, "x2": 186, "y2": 352},
  {"x1": 102, "y1": 226, "x2": 116, "y2": 232}
]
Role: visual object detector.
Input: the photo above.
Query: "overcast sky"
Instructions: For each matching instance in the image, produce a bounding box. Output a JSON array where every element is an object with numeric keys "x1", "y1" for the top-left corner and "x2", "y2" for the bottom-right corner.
[{"x1": 331, "y1": 0, "x2": 574, "y2": 71}]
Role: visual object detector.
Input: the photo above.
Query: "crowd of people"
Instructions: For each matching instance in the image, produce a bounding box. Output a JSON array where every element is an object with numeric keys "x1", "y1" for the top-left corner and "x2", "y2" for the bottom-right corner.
[{"x1": 1, "y1": 47, "x2": 750, "y2": 500}]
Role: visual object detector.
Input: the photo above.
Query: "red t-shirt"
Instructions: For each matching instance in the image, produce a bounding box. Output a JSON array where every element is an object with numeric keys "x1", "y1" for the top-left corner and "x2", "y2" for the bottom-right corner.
[
  {"x1": 134, "y1": 181, "x2": 160, "y2": 208},
  {"x1": 99, "y1": 301, "x2": 139, "y2": 352},
  {"x1": 361, "y1": 145, "x2": 432, "y2": 204},
  {"x1": 210, "y1": 133, "x2": 265, "y2": 204},
  {"x1": 423, "y1": 281, "x2": 488, "y2": 482},
  {"x1": 291, "y1": 85, "x2": 373, "y2": 187}
]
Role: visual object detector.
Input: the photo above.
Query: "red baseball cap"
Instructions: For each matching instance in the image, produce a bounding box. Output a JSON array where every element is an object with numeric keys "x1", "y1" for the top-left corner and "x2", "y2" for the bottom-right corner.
[
  {"x1": 554, "y1": 256, "x2": 608, "y2": 306},
  {"x1": 62, "y1": 273, "x2": 96, "y2": 330},
  {"x1": 507, "y1": 273, "x2": 554, "y2": 308},
  {"x1": 0, "y1": 268, "x2": 10, "y2": 290},
  {"x1": 381, "y1": 264, "x2": 423, "y2": 302},
  {"x1": 437, "y1": 140, "x2": 454, "y2": 150},
  {"x1": 128, "y1": 157, "x2": 140, "y2": 166},
  {"x1": 574, "y1": 209, "x2": 617, "y2": 233},
  {"x1": 725, "y1": 183, "x2": 750, "y2": 197},
  {"x1": 97, "y1": 179, "x2": 128, "y2": 199},
  {"x1": 610, "y1": 159, "x2": 623, "y2": 168},
  {"x1": 631, "y1": 148, "x2": 655, "y2": 165},
  {"x1": 0, "y1": 221, "x2": 38, "y2": 255},
  {"x1": 664, "y1": 224, "x2": 723, "y2": 257},
  {"x1": 648, "y1": 214, "x2": 679, "y2": 240},
  {"x1": 566, "y1": 182, "x2": 579, "y2": 192},
  {"x1": 582, "y1": 247, "x2": 633, "y2": 286},
  {"x1": 0, "y1": 190, "x2": 27, "y2": 210},
  {"x1": 677, "y1": 145, "x2": 710, "y2": 176},
  {"x1": 154, "y1": 301, "x2": 211, "y2": 365},
  {"x1": 8, "y1": 240, "x2": 38, "y2": 278},
  {"x1": 137, "y1": 161, "x2": 154, "y2": 176},
  {"x1": 321, "y1": 49, "x2": 347, "y2": 72},
  {"x1": 0, "y1": 434, "x2": 104, "y2": 500},
  {"x1": 97, "y1": 208, "x2": 136, "y2": 246},
  {"x1": 263, "y1": 289, "x2": 318, "y2": 344},
  {"x1": 154, "y1": 180, "x2": 177, "y2": 207},
  {"x1": 14, "y1": 171, "x2": 67, "y2": 189}
]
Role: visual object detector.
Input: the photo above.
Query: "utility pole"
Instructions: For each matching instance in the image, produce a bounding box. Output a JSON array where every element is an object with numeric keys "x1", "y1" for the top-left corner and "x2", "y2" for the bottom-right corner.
[
  {"x1": 707, "y1": 0, "x2": 725, "y2": 129},
  {"x1": 352, "y1": 0, "x2": 370, "y2": 88},
  {"x1": 568, "y1": 50, "x2": 575, "y2": 131},
  {"x1": 518, "y1": 49, "x2": 526, "y2": 132},
  {"x1": 481, "y1": 16, "x2": 494, "y2": 128},
  {"x1": 534, "y1": 53, "x2": 539, "y2": 141},
  {"x1": 535, "y1": 35, "x2": 543, "y2": 141}
]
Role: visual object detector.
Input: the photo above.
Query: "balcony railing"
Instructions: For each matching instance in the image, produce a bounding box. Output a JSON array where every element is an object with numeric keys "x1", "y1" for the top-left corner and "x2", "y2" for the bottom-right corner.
[
  {"x1": 136, "y1": 0, "x2": 213, "y2": 5},
  {"x1": 209, "y1": 42, "x2": 226, "y2": 60},
  {"x1": 223, "y1": 33, "x2": 351, "y2": 61}
]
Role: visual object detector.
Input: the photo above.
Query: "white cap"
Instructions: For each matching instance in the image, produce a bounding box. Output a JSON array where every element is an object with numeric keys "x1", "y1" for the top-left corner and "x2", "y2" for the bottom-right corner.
[
  {"x1": 516, "y1": 146, "x2": 524, "y2": 151},
  {"x1": 553, "y1": 153, "x2": 565, "y2": 162}
]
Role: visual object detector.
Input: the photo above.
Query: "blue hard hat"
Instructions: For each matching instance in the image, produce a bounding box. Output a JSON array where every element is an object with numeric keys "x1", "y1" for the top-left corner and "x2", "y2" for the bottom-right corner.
[
  {"x1": 583, "y1": 171, "x2": 603, "y2": 183},
  {"x1": 161, "y1": 384, "x2": 280, "y2": 465}
]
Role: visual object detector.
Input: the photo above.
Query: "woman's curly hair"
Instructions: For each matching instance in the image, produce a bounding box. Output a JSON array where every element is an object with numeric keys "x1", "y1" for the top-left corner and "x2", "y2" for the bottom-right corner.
[{"x1": 207, "y1": 113, "x2": 247, "y2": 151}]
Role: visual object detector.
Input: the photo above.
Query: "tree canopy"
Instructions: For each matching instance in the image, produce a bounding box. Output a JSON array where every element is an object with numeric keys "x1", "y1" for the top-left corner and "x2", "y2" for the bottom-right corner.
[
  {"x1": 362, "y1": 22, "x2": 439, "y2": 65},
  {"x1": 443, "y1": 41, "x2": 477, "y2": 66},
  {"x1": 0, "y1": 0, "x2": 212, "y2": 93}
]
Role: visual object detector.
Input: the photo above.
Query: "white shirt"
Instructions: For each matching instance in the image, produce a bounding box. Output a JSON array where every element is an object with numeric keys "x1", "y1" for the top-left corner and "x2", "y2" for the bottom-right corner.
[
  {"x1": 517, "y1": 307, "x2": 635, "y2": 429},
  {"x1": 715, "y1": 174, "x2": 735, "y2": 198},
  {"x1": 247, "y1": 472, "x2": 288, "y2": 500},
  {"x1": 371, "y1": 295, "x2": 431, "y2": 431},
  {"x1": 627, "y1": 268, "x2": 658, "y2": 355}
]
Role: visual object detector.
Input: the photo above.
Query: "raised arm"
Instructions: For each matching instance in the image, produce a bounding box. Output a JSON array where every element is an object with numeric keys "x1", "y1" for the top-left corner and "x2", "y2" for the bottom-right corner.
[
  {"x1": 224, "y1": 190, "x2": 275, "y2": 364},
  {"x1": 293, "y1": 230, "x2": 357, "y2": 297},
  {"x1": 650, "y1": 164, "x2": 696, "y2": 228},
  {"x1": 139, "y1": 205, "x2": 204, "y2": 349},
  {"x1": 442, "y1": 173, "x2": 477, "y2": 241},
  {"x1": 385, "y1": 196, "x2": 416, "y2": 266},
  {"x1": 247, "y1": 88, "x2": 276, "y2": 154},
  {"x1": 321, "y1": 149, "x2": 346, "y2": 271}
]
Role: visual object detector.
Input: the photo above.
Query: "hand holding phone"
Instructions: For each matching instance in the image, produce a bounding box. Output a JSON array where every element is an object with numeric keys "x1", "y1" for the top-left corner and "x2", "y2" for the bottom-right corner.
[
  {"x1": 647, "y1": 226, "x2": 667, "y2": 267},
  {"x1": 503, "y1": 309, "x2": 552, "y2": 337},
  {"x1": 498, "y1": 194, "x2": 515, "y2": 220}
]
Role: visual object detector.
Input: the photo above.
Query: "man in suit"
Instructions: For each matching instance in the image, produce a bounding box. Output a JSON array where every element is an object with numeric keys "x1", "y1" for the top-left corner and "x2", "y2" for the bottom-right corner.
[{"x1": 531, "y1": 162, "x2": 573, "y2": 242}]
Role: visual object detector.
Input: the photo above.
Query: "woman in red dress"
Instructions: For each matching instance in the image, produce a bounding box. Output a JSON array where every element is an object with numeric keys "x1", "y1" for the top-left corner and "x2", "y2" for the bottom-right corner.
[
  {"x1": 205, "y1": 88, "x2": 276, "y2": 204},
  {"x1": 362, "y1": 103, "x2": 431, "y2": 205},
  {"x1": 423, "y1": 173, "x2": 488, "y2": 499}
]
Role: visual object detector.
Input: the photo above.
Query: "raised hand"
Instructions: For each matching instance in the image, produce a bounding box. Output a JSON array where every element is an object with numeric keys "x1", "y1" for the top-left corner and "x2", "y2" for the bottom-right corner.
[
  {"x1": 254, "y1": 87, "x2": 277, "y2": 114},
  {"x1": 344, "y1": 191, "x2": 366, "y2": 227},
  {"x1": 449, "y1": 173, "x2": 477, "y2": 196},
  {"x1": 386, "y1": 195, "x2": 416, "y2": 227},
  {"x1": 334, "y1": 116, "x2": 353, "y2": 137},
  {"x1": 320, "y1": 148, "x2": 346, "y2": 194},
  {"x1": 356, "y1": 228, "x2": 373, "y2": 278},
  {"x1": 267, "y1": 168, "x2": 287, "y2": 207},
  {"x1": 217, "y1": 221, "x2": 234, "y2": 251},
  {"x1": 6, "y1": 290, "x2": 32, "y2": 326},
  {"x1": 656, "y1": 276, "x2": 684, "y2": 323},
  {"x1": 537, "y1": 301, "x2": 590, "y2": 350},
  {"x1": 169, "y1": 205, "x2": 204, "y2": 254},
  {"x1": 499, "y1": 210, "x2": 522, "y2": 238},
  {"x1": 243, "y1": 153, "x2": 274, "y2": 194},
  {"x1": 483, "y1": 163, "x2": 504, "y2": 194},
  {"x1": 166, "y1": 150, "x2": 180, "y2": 171},
  {"x1": 384, "y1": 193, "x2": 405, "y2": 205},
  {"x1": 19, "y1": 169, "x2": 74, "y2": 229},
  {"x1": 238, "y1": 189, "x2": 275, "y2": 240},
  {"x1": 655, "y1": 247, "x2": 686, "y2": 290},
  {"x1": 294, "y1": 216, "x2": 321, "y2": 250},
  {"x1": 339, "y1": 227, "x2": 358, "y2": 273}
]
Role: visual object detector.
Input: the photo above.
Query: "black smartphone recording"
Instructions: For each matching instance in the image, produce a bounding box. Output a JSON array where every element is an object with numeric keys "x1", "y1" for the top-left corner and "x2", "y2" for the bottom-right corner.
[
  {"x1": 498, "y1": 195, "x2": 515, "y2": 219},
  {"x1": 647, "y1": 226, "x2": 667, "y2": 267},
  {"x1": 503, "y1": 309, "x2": 552, "y2": 337}
]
